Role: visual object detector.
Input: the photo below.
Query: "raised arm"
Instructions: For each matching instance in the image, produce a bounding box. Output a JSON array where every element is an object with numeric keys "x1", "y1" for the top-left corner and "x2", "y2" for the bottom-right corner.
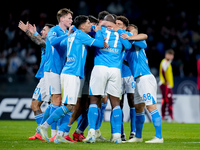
[
  {"x1": 120, "y1": 32, "x2": 147, "y2": 49},
  {"x1": 18, "y1": 21, "x2": 46, "y2": 48},
  {"x1": 28, "y1": 23, "x2": 46, "y2": 48}
]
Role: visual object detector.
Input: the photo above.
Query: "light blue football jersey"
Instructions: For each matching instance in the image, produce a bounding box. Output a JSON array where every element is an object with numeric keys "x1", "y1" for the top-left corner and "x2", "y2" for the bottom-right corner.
[
  {"x1": 94, "y1": 27, "x2": 131, "y2": 69},
  {"x1": 44, "y1": 25, "x2": 68, "y2": 74},
  {"x1": 61, "y1": 29, "x2": 104, "y2": 79},
  {"x1": 126, "y1": 40, "x2": 152, "y2": 78},
  {"x1": 121, "y1": 30, "x2": 133, "y2": 78},
  {"x1": 121, "y1": 50, "x2": 132, "y2": 78},
  {"x1": 35, "y1": 41, "x2": 47, "y2": 79}
]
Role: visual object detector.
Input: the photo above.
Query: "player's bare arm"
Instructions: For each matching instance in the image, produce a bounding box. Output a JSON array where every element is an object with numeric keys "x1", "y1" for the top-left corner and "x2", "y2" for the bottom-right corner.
[
  {"x1": 28, "y1": 23, "x2": 46, "y2": 48},
  {"x1": 18, "y1": 21, "x2": 46, "y2": 48},
  {"x1": 121, "y1": 33, "x2": 148, "y2": 41},
  {"x1": 18, "y1": 20, "x2": 29, "y2": 32}
]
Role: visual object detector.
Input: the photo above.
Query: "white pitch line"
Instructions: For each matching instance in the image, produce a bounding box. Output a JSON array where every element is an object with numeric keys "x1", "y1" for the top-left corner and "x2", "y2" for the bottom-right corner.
[{"x1": 182, "y1": 142, "x2": 200, "y2": 144}]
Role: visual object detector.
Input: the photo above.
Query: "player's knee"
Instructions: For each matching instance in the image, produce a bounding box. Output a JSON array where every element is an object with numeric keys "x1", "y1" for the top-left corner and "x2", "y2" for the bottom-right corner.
[
  {"x1": 146, "y1": 104, "x2": 157, "y2": 113},
  {"x1": 134, "y1": 103, "x2": 145, "y2": 113},
  {"x1": 52, "y1": 94, "x2": 62, "y2": 106},
  {"x1": 31, "y1": 99, "x2": 40, "y2": 111},
  {"x1": 90, "y1": 95, "x2": 101, "y2": 104},
  {"x1": 30, "y1": 102, "x2": 36, "y2": 111}
]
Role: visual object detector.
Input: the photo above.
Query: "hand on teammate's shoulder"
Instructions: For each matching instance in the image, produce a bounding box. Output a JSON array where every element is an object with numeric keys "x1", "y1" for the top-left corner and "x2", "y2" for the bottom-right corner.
[{"x1": 93, "y1": 25, "x2": 101, "y2": 32}]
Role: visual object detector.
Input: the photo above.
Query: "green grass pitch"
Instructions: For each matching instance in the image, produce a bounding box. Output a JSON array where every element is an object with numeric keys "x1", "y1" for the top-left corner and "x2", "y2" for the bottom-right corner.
[{"x1": 0, "y1": 121, "x2": 199, "y2": 150}]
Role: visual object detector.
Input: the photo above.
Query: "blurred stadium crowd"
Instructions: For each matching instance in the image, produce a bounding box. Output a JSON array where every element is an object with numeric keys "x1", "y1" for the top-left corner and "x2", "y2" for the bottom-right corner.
[{"x1": 0, "y1": 0, "x2": 200, "y2": 77}]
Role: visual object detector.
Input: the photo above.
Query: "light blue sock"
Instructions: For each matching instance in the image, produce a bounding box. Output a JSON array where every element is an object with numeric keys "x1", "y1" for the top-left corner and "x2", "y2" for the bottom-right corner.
[
  {"x1": 35, "y1": 113, "x2": 43, "y2": 126},
  {"x1": 130, "y1": 107, "x2": 136, "y2": 133},
  {"x1": 150, "y1": 109, "x2": 162, "y2": 139},
  {"x1": 77, "y1": 109, "x2": 88, "y2": 132},
  {"x1": 95, "y1": 107, "x2": 101, "y2": 130},
  {"x1": 99, "y1": 102, "x2": 107, "y2": 125},
  {"x1": 65, "y1": 125, "x2": 71, "y2": 133},
  {"x1": 135, "y1": 112, "x2": 145, "y2": 138},
  {"x1": 58, "y1": 111, "x2": 72, "y2": 133},
  {"x1": 88, "y1": 104, "x2": 98, "y2": 130},
  {"x1": 50, "y1": 104, "x2": 59, "y2": 130},
  {"x1": 40, "y1": 104, "x2": 51, "y2": 125},
  {"x1": 111, "y1": 106, "x2": 122, "y2": 134},
  {"x1": 46, "y1": 105, "x2": 69, "y2": 125},
  {"x1": 95, "y1": 102, "x2": 108, "y2": 130}
]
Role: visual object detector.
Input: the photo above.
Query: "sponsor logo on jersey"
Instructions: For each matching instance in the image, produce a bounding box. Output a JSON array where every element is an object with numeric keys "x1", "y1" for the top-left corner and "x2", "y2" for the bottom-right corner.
[{"x1": 100, "y1": 48, "x2": 119, "y2": 53}]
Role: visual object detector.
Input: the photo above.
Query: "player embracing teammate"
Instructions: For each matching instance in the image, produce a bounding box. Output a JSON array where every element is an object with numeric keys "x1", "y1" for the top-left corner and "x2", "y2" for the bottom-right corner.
[{"x1": 22, "y1": 8, "x2": 163, "y2": 144}]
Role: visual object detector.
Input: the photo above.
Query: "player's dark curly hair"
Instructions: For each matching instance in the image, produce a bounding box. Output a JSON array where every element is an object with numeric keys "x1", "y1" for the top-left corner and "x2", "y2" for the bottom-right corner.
[
  {"x1": 74, "y1": 15, "x2": 88, "y2": 29},
  {"x1": 88, "y1": 15, "x2": 99, "y2": 24},
  {"x1": 116, "y1": 16, "x2": 129, "y2": 27},
  {"x1": 45, "y1": 24, "x2": 55, "y2": 29},
  {"x1": 98, "y1": 11, "x2": 109, "y2": 20}
]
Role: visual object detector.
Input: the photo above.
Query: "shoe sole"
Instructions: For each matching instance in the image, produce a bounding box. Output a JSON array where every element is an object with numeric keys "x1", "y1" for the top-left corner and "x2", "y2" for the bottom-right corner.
[
  {"x1": 54, "y1": 139, "x2": 74, "y2": 144},
  {"x1": 73, "y1": 137, "x2": 84, "y2": 142},
  {"x1": 127, "y1": 140, "x2": 143, "y2": 143},
  {"x1": 83, "y1": 138, "x2": 95, "y2": 143},
  {"x1": 40, "y1": 130, "x2": 50, "y2": 142}
]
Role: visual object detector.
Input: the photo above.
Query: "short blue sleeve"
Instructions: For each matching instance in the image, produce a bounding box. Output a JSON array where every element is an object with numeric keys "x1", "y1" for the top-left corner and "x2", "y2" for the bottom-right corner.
[
  {"x1": 79, "y1": 32, "x2": 95, "y2": 46},
  {"x1": 132, "y1": 40, "x2": 147, "y2": 49}
]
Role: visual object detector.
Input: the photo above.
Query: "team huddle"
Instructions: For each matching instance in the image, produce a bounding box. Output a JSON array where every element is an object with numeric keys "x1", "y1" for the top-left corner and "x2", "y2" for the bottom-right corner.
[{"x1": 18, "y1": 8, "x2": 163, "y2": 144}]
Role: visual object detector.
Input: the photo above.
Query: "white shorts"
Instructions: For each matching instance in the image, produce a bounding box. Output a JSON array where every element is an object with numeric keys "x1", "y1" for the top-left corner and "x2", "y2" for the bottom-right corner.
[
  {"x1": 32, "y1": 78, "x2": 51, "y2": 102},
  {"x1": 134, "y1": 74, "x2": 157, "y2": 106},
  {"x1": 61, "y1": 74, "x2": 81, "y2": 105},
  {"x1": 89, "y1": 65, "x2": 121, "y2": 98},
  {"x1": 44, "y1": 72, "x2": 61, "y2": 95},
  {"x1": 121, "y1": 76, "x2": 135, "y2": 94}
]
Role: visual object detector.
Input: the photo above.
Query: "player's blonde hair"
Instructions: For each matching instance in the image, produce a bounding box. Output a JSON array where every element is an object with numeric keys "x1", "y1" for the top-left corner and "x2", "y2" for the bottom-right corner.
[{"x1": 57, "y1": 8, "x2": 73, "y2": 22}]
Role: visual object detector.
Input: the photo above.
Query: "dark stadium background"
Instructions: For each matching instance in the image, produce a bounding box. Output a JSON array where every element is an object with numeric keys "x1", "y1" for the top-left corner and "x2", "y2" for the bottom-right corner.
[{"x1": 0, "y1": 0, "x2": 199, "y2": 115}]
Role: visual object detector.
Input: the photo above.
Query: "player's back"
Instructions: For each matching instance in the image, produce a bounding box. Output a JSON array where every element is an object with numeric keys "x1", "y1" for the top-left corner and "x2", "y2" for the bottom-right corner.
[
  {"x1": 94, "y1": 26, "x2": 124, "y2": 69},
  {"x1": 44, "y1": 25, "x2": 68, "y2": 74},
  {"x1": 126, "y1": 40, "x2": 151, "y2": 78}
]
